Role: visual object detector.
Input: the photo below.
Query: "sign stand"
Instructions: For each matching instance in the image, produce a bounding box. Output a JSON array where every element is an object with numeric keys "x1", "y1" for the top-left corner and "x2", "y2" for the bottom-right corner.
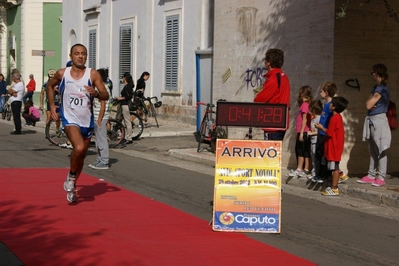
[
  {"x1": 211, "y1": 102, "x2": 288, "y2": 233},
  {"x1": 32, "y1": 50, "x2": 55, "y2": 88}
]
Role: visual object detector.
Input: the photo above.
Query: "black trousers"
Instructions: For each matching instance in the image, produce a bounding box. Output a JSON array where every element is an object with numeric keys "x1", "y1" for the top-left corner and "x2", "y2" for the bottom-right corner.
[
  {"x1": 315, "y1": 134, "x2": 331, "y2": 179},
  {"x1": 11, "y1": 101, "x2": 22, "y2": 133}
]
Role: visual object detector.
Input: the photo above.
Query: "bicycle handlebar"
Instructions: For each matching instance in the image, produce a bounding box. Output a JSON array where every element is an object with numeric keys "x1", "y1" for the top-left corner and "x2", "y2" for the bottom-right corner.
[{"x1": 196, "y1": 102, "x2": 215, "y2": 110}]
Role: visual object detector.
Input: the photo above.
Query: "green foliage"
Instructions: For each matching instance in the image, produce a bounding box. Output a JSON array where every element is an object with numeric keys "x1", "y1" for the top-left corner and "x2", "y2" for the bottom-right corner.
[{"x1": 336, "y1": 0, "x2": 399, "y2": 23}]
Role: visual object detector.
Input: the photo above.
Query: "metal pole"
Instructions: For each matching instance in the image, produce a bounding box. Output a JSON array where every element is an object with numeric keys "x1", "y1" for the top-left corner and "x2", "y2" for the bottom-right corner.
[{"x1": 42, "y1": 50, "x2": 45, "y2": 89}]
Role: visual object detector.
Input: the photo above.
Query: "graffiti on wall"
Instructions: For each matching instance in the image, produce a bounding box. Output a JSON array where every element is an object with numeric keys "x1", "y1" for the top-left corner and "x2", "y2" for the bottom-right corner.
[
  {"x1": 237, "y1": 7, "x2": 258, "y2": 46},
  {"x1": 345, "y1": 78, "x2": 360, "y2": 91},
  {"x1": 245, "y1": 67, "x2": 266, "y2": 89}
]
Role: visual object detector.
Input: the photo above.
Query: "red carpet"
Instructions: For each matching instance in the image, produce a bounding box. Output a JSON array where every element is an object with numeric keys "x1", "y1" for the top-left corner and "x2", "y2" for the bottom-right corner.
[{"x1": 0, "y1": 168, "x2": 315, "y2": 266}]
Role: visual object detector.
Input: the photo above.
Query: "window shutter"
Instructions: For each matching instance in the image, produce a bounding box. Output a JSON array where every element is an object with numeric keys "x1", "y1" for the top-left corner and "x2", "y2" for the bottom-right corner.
[
  {"x1": 88, "y1": 29, "x2": 97, "y2": 69},
  {"x1": 165, "y1": 15, "x2": 179, "y2": 91},
  {"x1": 119, "y1": 24, "x2": 132, "y2": 93}
]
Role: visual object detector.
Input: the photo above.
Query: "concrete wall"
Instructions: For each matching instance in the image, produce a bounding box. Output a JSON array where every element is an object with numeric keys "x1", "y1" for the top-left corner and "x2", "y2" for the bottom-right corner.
[
  {"x1": 333, "y1": 1, "x2": 399, "y2": 175},
  {"x1": 213, "y1": 0, "x2": 335, "y2": 169}
]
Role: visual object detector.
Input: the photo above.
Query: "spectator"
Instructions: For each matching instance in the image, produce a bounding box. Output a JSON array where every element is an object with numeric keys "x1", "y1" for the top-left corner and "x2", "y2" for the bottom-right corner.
[
  {"x1": 22, "y1": 99, "x2": 40, "y2": 126},
  {"x1": 312, "y1": 82, "x2": 337, "y2": 183},
  {"x1": 315, "y1": 96, "x2": 349, "y2": 196},
  {"x1": 88, "y1": 68, "x2": 112, "y2": 170},
  {"x1": 288, "y1": 86, "x2": 313, "y2": 178},
  {"x1": 0, "y1": 73, "x2": 7, "y2": 112},
  {"x1": 254, "y1": 48, "x2": 290, "y2": 140},
  {"x1": 23, "y1": 74, "x2": 36, "y2": 104},
  {"x1": 357, "y1": 64, "x2": 391, "y2": 187},
  {"x1": 8, "y1": 72, "x2": 24, "y2": 135},
  {"x1": 117, "y1": 72, "x2": 135, "y2": 144},
  {"x1": 307, "y1": 100, "x2": 323, "y2": 180}
]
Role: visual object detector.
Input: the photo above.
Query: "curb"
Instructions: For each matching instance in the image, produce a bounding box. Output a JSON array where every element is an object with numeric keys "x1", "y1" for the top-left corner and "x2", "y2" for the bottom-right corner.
[{"x1": 167, "y1": 148, "x2": 399, "y2": 209}]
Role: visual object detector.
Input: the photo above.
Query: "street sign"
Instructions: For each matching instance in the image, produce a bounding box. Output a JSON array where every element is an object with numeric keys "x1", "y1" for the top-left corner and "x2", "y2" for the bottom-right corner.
[{"x1": 31, "y1": 50, "x2": 55, "y2": 57}]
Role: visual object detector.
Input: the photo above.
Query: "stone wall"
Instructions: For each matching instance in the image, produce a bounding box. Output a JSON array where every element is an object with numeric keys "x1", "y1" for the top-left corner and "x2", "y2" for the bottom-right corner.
[{"x1": 213, "y1": 0, "x2": 399, "y2": 175}]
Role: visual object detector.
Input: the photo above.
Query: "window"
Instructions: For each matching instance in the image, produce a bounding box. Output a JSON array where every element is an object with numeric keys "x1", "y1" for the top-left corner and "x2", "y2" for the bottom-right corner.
[
  {"x1": 119, "y1": 24, "x2": 133, "y2": 93},
  {"x1": 88, "y1": 29, "x2": 97, "y2": 69},
  {"x1": 165, "y1": 15, "x2": 179, "y2": 91}
]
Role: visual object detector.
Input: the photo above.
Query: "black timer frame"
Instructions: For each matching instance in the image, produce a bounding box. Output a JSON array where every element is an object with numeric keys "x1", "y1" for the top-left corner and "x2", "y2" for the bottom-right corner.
[{"x1": 216, "y1": 101, "x2": 289, "y2": 139}]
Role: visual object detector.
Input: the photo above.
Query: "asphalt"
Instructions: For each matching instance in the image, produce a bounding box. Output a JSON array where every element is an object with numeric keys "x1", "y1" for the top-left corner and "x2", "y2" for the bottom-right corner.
[{"x1": 2, "y1": 111, "x2": 399, "y2": 209}]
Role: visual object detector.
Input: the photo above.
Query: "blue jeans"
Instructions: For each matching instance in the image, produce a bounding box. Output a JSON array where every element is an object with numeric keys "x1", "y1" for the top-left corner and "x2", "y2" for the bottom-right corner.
[
  {"x1": 0, "y1": 96, "x2": 5, "y2": 112},
  {"x1": 22, "y1": 91, "x2": 34, "y2": 104}
]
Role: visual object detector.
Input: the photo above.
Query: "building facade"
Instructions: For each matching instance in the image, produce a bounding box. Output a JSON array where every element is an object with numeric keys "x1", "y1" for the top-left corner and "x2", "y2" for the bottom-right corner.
[
  {"x1": 62, "y1": 0, "x2": 214, "y2": 124},
  {"x1": 61, "y1": 0, "x2": 399, "y2": 174},
  {"x1": 0, "y1": 0, "x2": 62, "y2": 103}
]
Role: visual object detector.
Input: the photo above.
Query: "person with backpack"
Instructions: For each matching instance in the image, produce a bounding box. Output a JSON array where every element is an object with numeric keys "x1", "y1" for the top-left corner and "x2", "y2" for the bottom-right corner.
[
  {"x1": 358, "y1": 63, "x2": 391, "y2": 187},
  {"x1": 254, "y1": 48, "x2": 290, "y2": 140}
]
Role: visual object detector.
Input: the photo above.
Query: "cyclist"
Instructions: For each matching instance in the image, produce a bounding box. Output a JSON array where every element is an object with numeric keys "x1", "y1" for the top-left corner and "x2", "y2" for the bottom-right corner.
[
  {"x1": 116, "y1": 72, "x2": 135, "y2": 144},
  {"x1": 134, "y1": 71, "x2": 150, "y2": 121}
]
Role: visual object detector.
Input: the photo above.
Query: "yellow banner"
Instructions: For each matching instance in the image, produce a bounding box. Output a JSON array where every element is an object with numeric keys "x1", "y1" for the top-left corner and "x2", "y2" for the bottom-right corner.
[{"x1": 213, "y1": 139, "x2": 282, "y2": 233}]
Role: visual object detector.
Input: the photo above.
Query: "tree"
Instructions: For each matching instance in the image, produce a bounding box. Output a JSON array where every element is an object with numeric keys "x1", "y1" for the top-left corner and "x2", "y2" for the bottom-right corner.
[{"x1": 336, "y1": 0, "x2": 399, "y2": 23}]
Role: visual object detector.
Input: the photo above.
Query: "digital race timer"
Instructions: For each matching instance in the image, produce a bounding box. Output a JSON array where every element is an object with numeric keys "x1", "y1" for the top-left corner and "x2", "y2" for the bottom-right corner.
[{"x1": 216, "y1": 101, "x2": 288, "y2": 129}]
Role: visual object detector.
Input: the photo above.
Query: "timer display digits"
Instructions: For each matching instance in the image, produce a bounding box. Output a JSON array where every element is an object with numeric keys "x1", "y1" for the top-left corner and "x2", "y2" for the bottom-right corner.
[{"x1": 216, "y1": 101, "x2": 288, "y2": 129}]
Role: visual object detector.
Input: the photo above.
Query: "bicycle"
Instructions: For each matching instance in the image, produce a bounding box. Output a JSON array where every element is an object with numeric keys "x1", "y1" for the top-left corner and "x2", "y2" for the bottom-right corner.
[
  {"x1": 1, "y1": 95, "x2": 12, "y2": 121},
  {"x1": 45, "y1": 117, "x2": 126, "y2": 148},
  {"x1": 109, "y1": 98, "x2": 144, "y2": 140},
  {"x1": 134, "y1": 95, "x2": 162, "y2": 128},
  {"x1": 194, "y1": 101, "x2": 228, "y2": 153}
]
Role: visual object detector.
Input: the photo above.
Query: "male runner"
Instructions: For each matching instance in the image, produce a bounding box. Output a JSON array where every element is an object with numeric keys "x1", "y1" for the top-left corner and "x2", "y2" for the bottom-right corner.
[{"x1": 47, "y1": 43, "x2": 109, "y2": 203}]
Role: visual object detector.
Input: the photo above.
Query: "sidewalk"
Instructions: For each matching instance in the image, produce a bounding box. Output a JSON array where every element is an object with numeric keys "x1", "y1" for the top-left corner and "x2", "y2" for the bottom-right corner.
[{"x1": 2, "y1": 112, "x2": 399, "y2": 209}]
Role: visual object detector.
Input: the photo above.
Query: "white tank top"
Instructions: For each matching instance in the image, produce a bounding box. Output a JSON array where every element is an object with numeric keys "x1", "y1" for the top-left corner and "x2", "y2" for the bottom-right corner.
[{"x1": 59, "y1": 67, "x2": 94, "y2": 128}]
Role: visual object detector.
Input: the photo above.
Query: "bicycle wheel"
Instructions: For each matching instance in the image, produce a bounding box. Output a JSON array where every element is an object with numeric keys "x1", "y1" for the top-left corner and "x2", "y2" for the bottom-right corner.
[
  {"x1": 45, "y1": 119, "x2": 68, "y2": 146},
  {"x1": 6, "y1": 107, "x2": 11, "y2": 121},
  {"x1": 130, "y1": 112, "x2": 144, "y2": 140},
  {"x1": 197, "y1": 119, "x2": 209, "y2": 152},
  {"x1": 149, "y1": 103, "x2": 159, "y2": 128},
  {"x1": 1, "y1": 109, "x2": 5, "y2": 119},
  {"x1": 107, "y1": 119, "x2": 125, "y2": 148},
  {"x1": 210, "y1": 125, "x2": 228, "y2": 153}
]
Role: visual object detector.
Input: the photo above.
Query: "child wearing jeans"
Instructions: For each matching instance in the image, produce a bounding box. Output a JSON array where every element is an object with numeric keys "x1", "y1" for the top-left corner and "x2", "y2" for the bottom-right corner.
[
  {"x1": 307, "y1": 100, "x2": 323, "y2": 180},
  {"x1": 289, "y1": 86, "x2": 313, "y2": 178},
  {"x1": 312, "y1": 82, "x2": 337, "y2": 183},
  {"x1": 315, "y1": 96, "x2": 349, "y2": 196}
]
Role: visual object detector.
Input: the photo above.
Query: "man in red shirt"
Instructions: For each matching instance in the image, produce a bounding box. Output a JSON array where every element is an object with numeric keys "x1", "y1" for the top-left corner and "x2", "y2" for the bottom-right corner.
[
  {"x1": 23, "y1": 74, "x2": 36, "y2": 105},
  {"x1": 254, "y1": 48, "x2": 290, "y2": 140}
]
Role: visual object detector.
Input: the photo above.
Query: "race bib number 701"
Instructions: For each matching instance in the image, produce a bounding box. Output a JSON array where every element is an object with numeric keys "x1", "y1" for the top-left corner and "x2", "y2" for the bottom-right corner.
[{"x1": 68, "y1": 92, "x2": 88, "y2": 108}]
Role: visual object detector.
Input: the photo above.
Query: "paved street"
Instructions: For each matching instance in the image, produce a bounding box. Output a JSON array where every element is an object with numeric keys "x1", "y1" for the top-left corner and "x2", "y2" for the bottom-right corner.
[{"x1": 1, "y1": 116, "x2": 399, "y2": 265}]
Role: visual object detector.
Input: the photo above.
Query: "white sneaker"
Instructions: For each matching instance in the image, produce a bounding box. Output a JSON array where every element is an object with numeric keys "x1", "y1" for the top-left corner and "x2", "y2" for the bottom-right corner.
[
  {"x1": 63, "y1": 174, "x2": 76, "y2": 192},
  {"x1": 288, "y1": 169, "x2": 306, "y2": 178},
  {"x1": 67, "y1": 191, "x2": 77, "y2": 202},
  {"x1": 59, "y1": 142, "x2": 73, "y2": 149}
]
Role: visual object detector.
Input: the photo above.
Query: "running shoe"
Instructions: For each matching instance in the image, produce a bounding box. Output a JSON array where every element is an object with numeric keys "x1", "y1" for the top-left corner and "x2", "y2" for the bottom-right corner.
[
  {"x1": 63, "y1": 174, "x2": 76, "y2": 192},
  {"x1": 88, "y1": 160, "x2": 101, "y2": 168},
  {"x1": 304, "y1": 170, "x2": 312, "y2": 179},
  {"x1": 288, "y1": 169, "x2": 306, "y2": 178},
  {"x1": 311, "y1": 176, "x2": 320, "y2": 183},
  {"x1": 67, "y1": 191, "x2": 77, "y2": 203},
  {"x1": 91, "y1": 163, "x2": 109, "y2": 170},
  {"x1": 356, "y1": 176, "x2": 375, "y2": 184},
  {"x1": 59, "y1": 142, "x2": 73, "y2": 149},
  {"x1": 321, "y1": 187, "x2": 339, "y2": 196},
  {"x1": 371, "y1": 178, "x2": 385, "y2": 187},
  {"x1": 339, "y1": 171, "x2": 349, "y2": 183}
]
